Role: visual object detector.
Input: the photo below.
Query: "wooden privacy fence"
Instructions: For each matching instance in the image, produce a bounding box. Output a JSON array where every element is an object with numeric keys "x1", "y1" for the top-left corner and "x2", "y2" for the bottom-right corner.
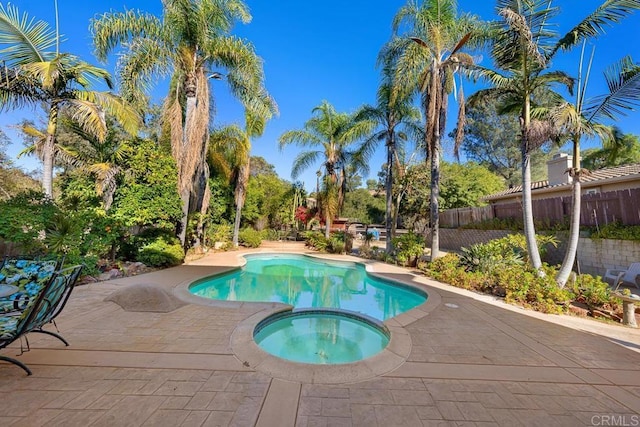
[{"x1": 440, "y1": 188, "x2": 640, "y2": 228}]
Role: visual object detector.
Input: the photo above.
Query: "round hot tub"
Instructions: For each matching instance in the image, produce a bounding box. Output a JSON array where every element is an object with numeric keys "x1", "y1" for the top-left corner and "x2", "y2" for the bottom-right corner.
[{"x1": 253, "y1": 309, "x2": 389, "y2": 365}]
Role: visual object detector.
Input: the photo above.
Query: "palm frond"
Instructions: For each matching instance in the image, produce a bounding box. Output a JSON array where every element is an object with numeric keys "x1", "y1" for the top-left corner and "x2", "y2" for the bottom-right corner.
[
  {"x1": 91, "y1": 10, "x2": 164, "y2": 62},
  {"x1": 585, "y1": 55, "x2": 640, "y2": 122},
  {"x1": 0, "y1": 3, "x2": 56, "y2": 64},
  {"x1": 554, "y1": 0, "x2": 640, "y2": 56},
  {"x1": 291, "y1": 150, "x2": 321, "y2": 179}
]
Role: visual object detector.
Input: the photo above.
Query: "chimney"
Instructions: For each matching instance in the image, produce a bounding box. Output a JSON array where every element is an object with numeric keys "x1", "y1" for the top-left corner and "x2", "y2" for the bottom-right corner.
[{"x1": 547, "y1": 153, "x2": 573, "y2": 186}]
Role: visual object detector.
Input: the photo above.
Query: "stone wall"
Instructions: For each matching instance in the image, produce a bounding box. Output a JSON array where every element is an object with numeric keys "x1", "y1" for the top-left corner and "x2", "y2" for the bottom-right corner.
[
  {"x1": 575, "y1": 238, "x2": 640, "y2": 277},
  {"x1": 432, "y1": 228, "x2": 640, "y2": 277}
]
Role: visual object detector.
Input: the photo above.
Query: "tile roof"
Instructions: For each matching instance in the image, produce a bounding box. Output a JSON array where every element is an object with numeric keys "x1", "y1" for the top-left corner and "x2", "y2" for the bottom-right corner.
[{"x1": 485, "y1": 163, "x2": 640, "y2": 199}]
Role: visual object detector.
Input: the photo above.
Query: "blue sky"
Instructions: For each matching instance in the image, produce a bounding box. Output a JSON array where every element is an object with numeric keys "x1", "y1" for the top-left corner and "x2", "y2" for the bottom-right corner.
[{"x1": 2, "y1": 0, "x2": 640, "y2": 192}]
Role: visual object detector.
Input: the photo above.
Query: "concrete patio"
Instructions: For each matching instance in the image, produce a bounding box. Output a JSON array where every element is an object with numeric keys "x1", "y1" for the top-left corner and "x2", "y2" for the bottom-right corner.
[{"x1": 1, "y1": 242, "x2": 639, "y2": 426}]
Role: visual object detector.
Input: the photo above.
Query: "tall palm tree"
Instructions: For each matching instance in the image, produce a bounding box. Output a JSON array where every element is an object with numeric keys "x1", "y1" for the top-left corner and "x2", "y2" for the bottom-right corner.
[
  {"x1": 354, "y1": 68, "x2": 423, "y2": 254},
  {"x1": 383, "y1": 0, "x2": 487, "y2": 260},
  {"x1": 279, "y1": 100, "x2": 372, "y2": 238},
  {"x1": 473, "y1": 0, "x2": 640, "y2": 271},
  {"x1": 554, "y1": 53, "x2": 640, "y2": 286},
  {"x1": 0, "y1": 3, "x2": 139, "y2": 198},
  {"x1": 92, "y1": 0, "x2": 277, "y2": 247}
]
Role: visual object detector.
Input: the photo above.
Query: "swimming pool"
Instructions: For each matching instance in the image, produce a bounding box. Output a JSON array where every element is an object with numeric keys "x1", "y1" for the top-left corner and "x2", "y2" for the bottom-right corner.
[{"x1": 189, "y1": 253, "x2": 427, "y2": 321}]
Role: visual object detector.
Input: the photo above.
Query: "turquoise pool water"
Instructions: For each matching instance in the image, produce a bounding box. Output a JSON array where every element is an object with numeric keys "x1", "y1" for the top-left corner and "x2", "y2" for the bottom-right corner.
[
  {"x1": 254, "y1": 310, "x2": 389, "y2": 364},
  {"x1": 190, "y1": 253, "x2": 427, "y2": 321}
]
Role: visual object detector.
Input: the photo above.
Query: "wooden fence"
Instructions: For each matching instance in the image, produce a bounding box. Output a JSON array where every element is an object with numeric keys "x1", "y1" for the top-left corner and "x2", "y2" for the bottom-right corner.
[{"x1": 440, "y1": 188, "x2": 640, "y2": 228}]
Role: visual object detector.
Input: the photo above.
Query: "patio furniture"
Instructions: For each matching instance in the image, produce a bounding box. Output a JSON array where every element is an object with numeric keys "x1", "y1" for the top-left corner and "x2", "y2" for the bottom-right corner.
[
  {"x1": 30, "y1": 264, "x2": 84, "y2": 345},
  {"x1": 604, "y1": 262, "x2": 640, "y2": 290},
  {"x1": 0, "y1": 264, "x2": 83, "y2": 375},
  {"x1": 0, "y1": 258, "x2": 59, "y2": 314}
]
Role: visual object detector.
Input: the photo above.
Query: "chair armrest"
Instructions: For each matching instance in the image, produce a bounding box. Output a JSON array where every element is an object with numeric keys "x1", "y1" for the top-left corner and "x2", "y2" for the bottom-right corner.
[{"x1": 604, "y1": 269, "x2": 624, "y2": 279}]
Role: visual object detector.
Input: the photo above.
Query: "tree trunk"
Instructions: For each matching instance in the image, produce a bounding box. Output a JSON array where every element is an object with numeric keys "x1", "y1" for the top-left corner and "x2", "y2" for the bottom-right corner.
[
  {"x1": 42, "y1": 104, "x2": 59, "y2": 197},
  {"x1": 325, "y1": 211, "x2": 331, "y2": 239},
  {"x1": 385, "y1": 137, "x2": 394, "y2": 254},
  {"x1": 520, "y1": 97, "x2": 542, "y2": 270},
  {"x1": 556, "y1": 137, "x2": 581, "y2": 287},
  {"x1": 233, "y1": 161, "x2": 250, "y2": 248},
  {"x1": 430, "y1": 144, "x2": 440, "y2": 260},
  {"x1": 178, "y1": 188, "x2": 190, "y2": 247},
  {"x1": 177, "y1": 79, "x2": 198, "y2": 248}
]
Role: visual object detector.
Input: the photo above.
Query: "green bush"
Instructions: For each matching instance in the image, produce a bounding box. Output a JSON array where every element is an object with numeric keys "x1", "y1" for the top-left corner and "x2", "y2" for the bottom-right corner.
[
  {"x1": 238, "y1": 228, "x2": 263, "y2": 248},
  {"x1": 326, "y1": 231, "x2": 352, "y2": 254},
  {"x1": 591, "y1": 222, "x2": 640, "y2": 241},
  {"x1": 302, "y1": 231, "x2": 328, "y2": 251},
  {"x1": 459, "y1": 242, "x2": 523, "y2": 273},
  {"x1": 422, "y1": 254, "x2": 571, "y2": 314},
  {"x1": 570, "y1": 274, "x2": 621, "y2": 311},
  {"x1": 207, "y1": 223, "x2": 232, "y2": 246},
  {"x1": 137, "y1": 237, "x2": 184, "y2": 267},
  {"x1": 392, "y1": 232, "x2": 425, "y2": 267}
]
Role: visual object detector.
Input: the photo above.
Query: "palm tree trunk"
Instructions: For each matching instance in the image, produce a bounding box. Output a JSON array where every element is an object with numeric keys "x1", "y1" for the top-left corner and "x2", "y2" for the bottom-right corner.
[
  {"x1": 521, "y1": 98, "x2": 542, "y2": 270},
  {"x1": 556, "y1": 138, "x2": 581, "y2": 287},
  {"x1": 177, "y1": 87, "x2": 198, "y2": 247},
  {"x1": 430, "y1": 144, "x2": 440, "y2": 260},
  {"x1": 233, "y1": 161, "x2": 250, "y2": 248},
  {"x1": 42, "y1": 104, "x2": 59, "y2": 197},
  {"x1": 325, "y1": 211, "x2": 331, "y2": 239},
  {"x1": 385, "y1": 138, "x2": 394, "y2": 254},
  {"x1": 233, "y1": 205, "x2": 243, "y2": 248}
]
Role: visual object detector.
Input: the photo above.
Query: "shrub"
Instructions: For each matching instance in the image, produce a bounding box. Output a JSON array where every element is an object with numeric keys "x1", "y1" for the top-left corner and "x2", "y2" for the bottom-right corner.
[
  {"x1": 207, "y1": 222, "x2": 232, "y2": 243},
  {"x1": 137, "y1": 236, "x2": 184, "y2": 267},
  {"x1": 302, "y1": 231, "x2": 329, "y2": 251},
  {"x1": 459, "y1": 242, "x2": 523, "y2": 273},
  {"x1": 327, "y1": 231, "x2": 352, "y2": 254},
  {"x1": 238, "y1": 228, "x2": 263, "y2": 248},
  {"x1": 591, "y1": 222, "x2": 640, "y2": 241},
  {"x1": 392, "y1": 232, "x2": 425, "y2": 267},
  {"x1": 570, "y1": 274, "x2": 621, "y2": 312}
]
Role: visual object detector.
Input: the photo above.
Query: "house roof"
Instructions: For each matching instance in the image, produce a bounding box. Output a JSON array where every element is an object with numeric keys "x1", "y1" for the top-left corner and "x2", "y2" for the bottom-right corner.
[{"x1": 485, "y1": 163, "x2": 640, "y2": 201}]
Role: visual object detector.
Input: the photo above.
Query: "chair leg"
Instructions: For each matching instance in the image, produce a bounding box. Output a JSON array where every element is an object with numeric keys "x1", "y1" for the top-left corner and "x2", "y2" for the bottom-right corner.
[
  {"x1": 0, "y1": 355, "x2": 32, "y2": 375},
  {"x1": 31, "y1": 329, "x2": 69, "y2": 346}
]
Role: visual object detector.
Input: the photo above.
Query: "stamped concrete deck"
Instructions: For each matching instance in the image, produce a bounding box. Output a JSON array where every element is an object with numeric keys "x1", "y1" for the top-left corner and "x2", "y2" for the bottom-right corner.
[{"x1": 1, "y1": 242, "x2": 640, "y2": 426}]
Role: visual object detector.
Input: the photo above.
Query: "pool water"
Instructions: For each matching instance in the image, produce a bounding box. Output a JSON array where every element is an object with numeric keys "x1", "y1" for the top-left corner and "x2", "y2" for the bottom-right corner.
[
  {"x1": 254, "y1": 311, "x2": 389, "y2": 364},
  {"x1": 190, "y1": 254, "x2": 427, "y2": 321}
]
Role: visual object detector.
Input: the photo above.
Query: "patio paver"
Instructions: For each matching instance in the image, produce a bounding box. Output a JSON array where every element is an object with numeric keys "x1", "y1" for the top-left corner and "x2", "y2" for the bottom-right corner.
[{"x1": 1, "y1": 243, "x2": 639, "y2": 426}]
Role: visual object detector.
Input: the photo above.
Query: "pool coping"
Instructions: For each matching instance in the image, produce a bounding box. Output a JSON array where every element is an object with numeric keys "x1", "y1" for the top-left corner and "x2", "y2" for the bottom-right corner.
[{"x1": 173, "y1": 251, "x2": 442, "y2": 384}]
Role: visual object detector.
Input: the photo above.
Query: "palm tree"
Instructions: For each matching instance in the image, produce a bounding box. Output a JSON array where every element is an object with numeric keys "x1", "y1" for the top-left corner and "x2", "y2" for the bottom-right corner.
[
  {"x1": 19, "y1": 117, "x2": 132, "y2": 211},
  {"x1": 383, "y1": 0, "x2": 487, "y2": 260},
  {"x1": 472, "y1": 0, "x2": 640, "y2": 271},
  {"x1": 354, "y1": 68, "x2": 423, "y2": 254},
  {"x1": 0, "y1": 3, "x2": 139, "y2": 198},
  {"x1": 554, "y1": 53, "x2": 640, "y2": 286},
  {"x1": 279, "y1": 101, "x2": 372, "y2": 238},
  {"x1": 92, "y1": 0, "x2": 277, "y2": 247},
  {"x1": 209, "y1": 113, "x2": 267, "y2": 247}
]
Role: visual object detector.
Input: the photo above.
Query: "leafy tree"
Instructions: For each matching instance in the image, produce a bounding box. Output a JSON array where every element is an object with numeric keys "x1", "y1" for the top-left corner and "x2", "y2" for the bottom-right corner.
[
  {"x1": 111, "y1": 139, "x2": 182, "y2": 231},
  {"x1": 0, "y1": 130, "x2": 39, "y2": 198},
  {"x1": 462, "y1": 97, "x2": 552, "y2": 186},
  {"x1": 471, "y1": 0, "x2": 640, "y2": 272},
  {"x1": 341, "y1": 188, "x2": 385, "y2": 224},
  {"x1": 384, "y1": 0, "x2": 487, "y2": 259},
  {"x1": 439, "y1": 162, "x2": 505, "y2": 209},
  {"x1": 582, "y1": 128, "x2": 640, "y2": 169},
  {"x1": 243, "y1": 173, "x2": 292, "y2": 230},
  {"x1": 0, "y1": 3, "x2": 139, "y2": 197},
  {"x1": 92, "y1": 0, "x2": 277, "y2": 247}
]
